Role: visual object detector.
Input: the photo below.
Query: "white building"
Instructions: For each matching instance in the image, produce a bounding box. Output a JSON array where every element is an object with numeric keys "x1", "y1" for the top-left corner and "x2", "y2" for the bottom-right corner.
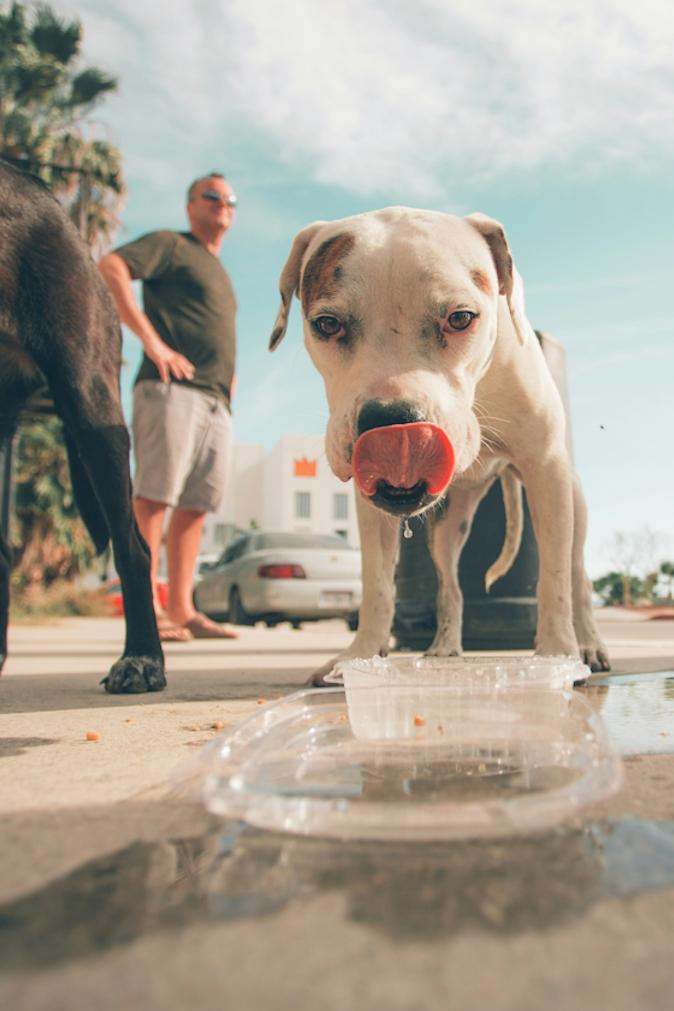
[{"x1": 200, "y1": 434, "x2": 360, "y2": 558}]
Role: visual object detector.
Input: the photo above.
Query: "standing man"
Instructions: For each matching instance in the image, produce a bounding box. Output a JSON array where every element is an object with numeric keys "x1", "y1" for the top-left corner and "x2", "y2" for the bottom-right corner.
[{"x1": 99, "y1": 173, "x2": 238, "y2": 641}]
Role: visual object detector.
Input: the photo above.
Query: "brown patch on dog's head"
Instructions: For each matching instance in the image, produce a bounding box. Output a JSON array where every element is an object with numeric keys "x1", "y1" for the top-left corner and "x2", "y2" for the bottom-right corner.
[
  {"x1": 471, "y1": 269, "x2": 492, "y2": 296},
  {"x1": 301, "y1": 233, "x2": 355, "y2": 312}
]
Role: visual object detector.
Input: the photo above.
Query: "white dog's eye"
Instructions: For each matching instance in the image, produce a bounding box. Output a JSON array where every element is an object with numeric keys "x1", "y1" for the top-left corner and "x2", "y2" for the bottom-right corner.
[
  {"x1": 313, "y1": 315, "x2": 345, "y2": 340},
  {"x1": 446, "y1": 310, "x2": 477, "y2": 332}
]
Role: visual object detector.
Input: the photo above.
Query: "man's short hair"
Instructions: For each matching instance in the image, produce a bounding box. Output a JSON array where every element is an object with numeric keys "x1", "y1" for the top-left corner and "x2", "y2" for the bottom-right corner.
[{"x1": 187, "y1": 173, "x2": 226, "y2": 202}]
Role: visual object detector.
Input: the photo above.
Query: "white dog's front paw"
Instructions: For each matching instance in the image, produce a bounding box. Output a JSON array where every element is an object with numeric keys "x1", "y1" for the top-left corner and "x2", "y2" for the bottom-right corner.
[
  {"x1": 425, "y1": 638, "x2": 462, "y2": 658},
  {"x1": 307, "y1": 634, "x2": 390, "y2": 687},
  {"x1": 424, "y1": 616, "x2": 463, "y2": 657},
  {"x1": 535, "y1": 627, "x2": 578, "y2": 660}
]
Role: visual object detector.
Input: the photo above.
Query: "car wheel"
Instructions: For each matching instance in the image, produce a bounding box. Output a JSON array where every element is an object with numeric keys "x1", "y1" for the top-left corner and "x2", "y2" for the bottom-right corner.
[
  {"x1": 229, "y1": 586, "x2": 253, "y2": 626},
  {"x1": 290, "y1": 620, "x2": 302, "y2": 630},
  {"x1": 347, "y1": 611, "x2": 359, "y2": 632}
]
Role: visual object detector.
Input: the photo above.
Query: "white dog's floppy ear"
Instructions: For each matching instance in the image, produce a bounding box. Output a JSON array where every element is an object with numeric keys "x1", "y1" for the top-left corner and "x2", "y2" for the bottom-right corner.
[
  {"x1": 465, "y1": 212, "x2": 536, "y2": 347},
  {"x1": 269, "y1": 221, "x2": 326, "y2": 351}
]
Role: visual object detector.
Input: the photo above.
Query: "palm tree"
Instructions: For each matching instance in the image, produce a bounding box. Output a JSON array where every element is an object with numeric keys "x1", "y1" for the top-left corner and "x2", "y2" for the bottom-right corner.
[{"x1": 0, "y1": 1, "x2": 126, "y2": 249}]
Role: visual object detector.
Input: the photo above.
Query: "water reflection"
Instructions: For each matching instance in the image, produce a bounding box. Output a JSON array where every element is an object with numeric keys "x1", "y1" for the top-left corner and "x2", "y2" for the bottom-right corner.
[
  {"x1": 3, "y1": 816, "x2": 674, "y2": 969},
  {"x1": 584, "y1": 672, "x2": 674, "y2": 754}
]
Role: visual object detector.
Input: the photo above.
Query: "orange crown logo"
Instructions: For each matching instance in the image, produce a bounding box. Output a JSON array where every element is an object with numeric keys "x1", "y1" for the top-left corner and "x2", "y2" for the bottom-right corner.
[{"x1": 294, "y1": 457, "x2": 317, "y2": 477}]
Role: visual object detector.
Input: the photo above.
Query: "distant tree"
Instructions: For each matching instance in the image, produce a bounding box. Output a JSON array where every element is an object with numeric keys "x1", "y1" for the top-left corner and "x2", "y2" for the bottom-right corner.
[
  {"x1": 660, "y1": 561, "x2": 674, "y2": 604},
  {"x1": 593, "y1": 570, "x2": 644, "y2": 607},
  {"x1": 606, "y1": 532, "x2": 640, "y2": 606},
  {"x1": 605, "y1": 527, "x2": 672, "y2": 607},
  {"x1": 642, "y1": 571, "x2": 659, "y2": 604},
  {"x1": 0, "y1": 0, "x2": 125, "y2": 250}
]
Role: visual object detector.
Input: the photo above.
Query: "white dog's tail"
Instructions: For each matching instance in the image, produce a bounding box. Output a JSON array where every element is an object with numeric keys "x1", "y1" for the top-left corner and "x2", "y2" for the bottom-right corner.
[{"x1": 485, "y1": 468, "x2": 523, "y2": 593}]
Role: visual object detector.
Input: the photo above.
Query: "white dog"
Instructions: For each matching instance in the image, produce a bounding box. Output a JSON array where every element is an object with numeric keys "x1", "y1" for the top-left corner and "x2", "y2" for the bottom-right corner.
[{"x1": 270, "y1": 208, "x2": 609, "y2": 684}]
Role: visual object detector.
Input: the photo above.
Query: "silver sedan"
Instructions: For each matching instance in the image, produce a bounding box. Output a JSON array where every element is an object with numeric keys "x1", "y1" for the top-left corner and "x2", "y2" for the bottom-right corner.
[{"x1": 193, "y1": 531, "x2": 362, "y2": 628}]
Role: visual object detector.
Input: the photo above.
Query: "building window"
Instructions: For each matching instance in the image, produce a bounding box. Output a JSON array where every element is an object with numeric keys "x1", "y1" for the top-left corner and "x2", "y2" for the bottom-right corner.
[
  {"x1": 333, "y1": 493, "x2": 348, "y2": 520},
  {"x1": 214, "y1": 523, "x2": 227, "y2": 545},
  {"x1": 295, "y1": 491, "x2": 311, "y2": 519},
  {"x1": 334, "y1": 529, "x2": 347, "y2": 540}
]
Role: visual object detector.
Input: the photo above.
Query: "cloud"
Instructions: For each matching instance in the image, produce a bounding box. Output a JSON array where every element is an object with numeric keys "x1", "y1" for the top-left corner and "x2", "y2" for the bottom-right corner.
[
  {"x1": 527, "y1": 272, "x2": 674, "y2": 296},
  {"x1": 72, "y1": 0, "x2": 674, "y2": 201},
  {"x1": 571, "y1": 342, "x2": 674, "y2": 377}
]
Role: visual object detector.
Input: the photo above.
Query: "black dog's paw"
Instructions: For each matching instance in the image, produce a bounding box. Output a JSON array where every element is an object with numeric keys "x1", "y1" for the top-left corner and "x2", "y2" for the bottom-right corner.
[{"x1": 101, "y1": 655, "x2": 166, "y2": 694}]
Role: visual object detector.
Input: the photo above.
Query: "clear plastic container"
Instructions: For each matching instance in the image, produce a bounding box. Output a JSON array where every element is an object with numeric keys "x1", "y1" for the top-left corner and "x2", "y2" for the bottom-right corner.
[
  {"x1": 331, "y1": 655, "x2": 590, "y2": 741},
  {"x1": 202, "y1": 656, "x2": 621, "y2": 841}
]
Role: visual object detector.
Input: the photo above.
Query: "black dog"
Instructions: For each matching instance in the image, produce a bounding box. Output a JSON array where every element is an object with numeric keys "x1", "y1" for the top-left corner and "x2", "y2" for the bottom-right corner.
[{"x1": 0, "y1": 159, "x2": 164, "y2": 693}]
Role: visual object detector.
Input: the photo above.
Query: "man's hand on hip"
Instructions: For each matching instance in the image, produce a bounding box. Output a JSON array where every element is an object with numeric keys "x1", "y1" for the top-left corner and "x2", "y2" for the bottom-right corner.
[{"x1": 146, "y1": 337, "x2": 195, "y2": 383}]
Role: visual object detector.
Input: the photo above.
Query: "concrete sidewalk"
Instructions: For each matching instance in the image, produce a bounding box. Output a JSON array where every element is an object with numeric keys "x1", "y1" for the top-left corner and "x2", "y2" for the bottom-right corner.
[{"x1": 1, "y1": 617, "x2": 351, "y2": 813}]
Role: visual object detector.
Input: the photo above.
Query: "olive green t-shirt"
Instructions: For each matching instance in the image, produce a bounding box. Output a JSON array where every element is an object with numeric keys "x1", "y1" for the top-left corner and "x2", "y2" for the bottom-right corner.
[{"x1": 114, "y1": 230, "x2": 236, "y2": 409}]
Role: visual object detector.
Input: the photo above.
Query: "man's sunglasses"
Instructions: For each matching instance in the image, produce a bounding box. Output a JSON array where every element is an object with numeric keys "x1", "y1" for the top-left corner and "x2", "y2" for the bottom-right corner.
[{"x1": 201, "y1": 190, "x2": 237, "y2": 207}]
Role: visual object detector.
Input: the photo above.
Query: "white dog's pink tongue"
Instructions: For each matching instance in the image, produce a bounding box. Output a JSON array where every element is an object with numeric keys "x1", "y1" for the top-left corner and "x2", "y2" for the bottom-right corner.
[{"x1": 352, "y1": 422, "x2": 455, "y2": 497}]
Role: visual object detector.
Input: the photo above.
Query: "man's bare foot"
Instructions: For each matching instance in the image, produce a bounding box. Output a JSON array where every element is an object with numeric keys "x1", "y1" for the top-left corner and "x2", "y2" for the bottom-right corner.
[
  {"x1": 156, "y1": 613, "x2": 193, "y2": 642},
  {"x1": 183, "y1": 613, "x2": 239, "y2": 639}
]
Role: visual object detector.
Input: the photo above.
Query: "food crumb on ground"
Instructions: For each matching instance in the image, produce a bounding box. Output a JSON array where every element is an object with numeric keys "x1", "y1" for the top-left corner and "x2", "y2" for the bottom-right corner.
[
  {"x1": 413, "y1": 714, "x2": 426, "y2": 727},
  {"x1": 256, "y1": 698, "x2": 266, "y2": 705},
  {"x1": 85, "y1": 731, "x2": 100, "y2": 742},
  {"x1": 211, "y1": 720, "x2": 225, "y2": 730},
  {"x1": 187, "y1": 724, "x2": 201, "y2": 732}
]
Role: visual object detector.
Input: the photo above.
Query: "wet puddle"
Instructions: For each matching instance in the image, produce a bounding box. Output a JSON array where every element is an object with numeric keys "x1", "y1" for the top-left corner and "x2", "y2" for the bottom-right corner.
[{"x1": 584, "y1": 671, "x2": 674, "y2": 755}]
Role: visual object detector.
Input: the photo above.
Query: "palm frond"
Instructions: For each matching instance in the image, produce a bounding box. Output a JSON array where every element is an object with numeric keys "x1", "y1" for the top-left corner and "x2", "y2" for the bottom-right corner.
[
  {"x1": 70, "y1": 67, "x2": 117, "y2": 107},
  {"x1": 30, "y1": 3, "x2": 81, "y2": 64}
]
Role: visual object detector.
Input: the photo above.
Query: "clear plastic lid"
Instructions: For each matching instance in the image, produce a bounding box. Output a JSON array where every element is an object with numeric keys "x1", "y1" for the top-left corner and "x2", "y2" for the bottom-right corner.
[
  {"x1": 203, "y1": 675, "x2": 621, "y2": 842},
  {"x1": 331, "y1": 654, "x2": 591, "y2": 692}
]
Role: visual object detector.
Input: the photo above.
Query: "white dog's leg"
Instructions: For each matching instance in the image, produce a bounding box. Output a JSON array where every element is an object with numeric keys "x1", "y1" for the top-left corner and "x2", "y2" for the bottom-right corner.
[
  {"x1": 308, "y1": 492, "x2": 399, "y2": 686},
  {"x1": 520, "y1": 456, "x2": 578, "y2": 658},
  {"x1": 426, "y1": 482, "x2": 493, "y2": 656},
  {"x1": 570, "y1": 471, "x2": 610, "y2": 672}
]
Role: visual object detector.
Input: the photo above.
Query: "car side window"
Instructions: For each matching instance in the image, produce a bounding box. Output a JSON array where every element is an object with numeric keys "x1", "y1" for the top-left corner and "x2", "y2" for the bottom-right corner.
[{"x1": 226, "y1": 536, "x2": 249, "y2": 563}]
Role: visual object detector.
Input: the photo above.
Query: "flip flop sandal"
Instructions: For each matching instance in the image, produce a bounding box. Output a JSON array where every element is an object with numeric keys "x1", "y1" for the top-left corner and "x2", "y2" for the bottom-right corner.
[{"x1": 183, "y1": 613, "x2": 239, "y2": 639}]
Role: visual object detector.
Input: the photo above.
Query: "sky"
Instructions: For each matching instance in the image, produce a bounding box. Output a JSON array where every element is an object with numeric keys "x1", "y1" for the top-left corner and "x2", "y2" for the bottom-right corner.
[{"x1": 64, "y1": 0, "x2": 674, "y2": 577}]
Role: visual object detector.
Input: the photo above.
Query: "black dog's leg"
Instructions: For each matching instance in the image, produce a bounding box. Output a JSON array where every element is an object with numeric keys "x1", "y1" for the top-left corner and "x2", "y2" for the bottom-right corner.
[
  {"x1": 65, "y1": 422, "x2": 165, "y2": 693},
  {"x1": 2, "y1": 159, "x2": 164, "y2": 692}
]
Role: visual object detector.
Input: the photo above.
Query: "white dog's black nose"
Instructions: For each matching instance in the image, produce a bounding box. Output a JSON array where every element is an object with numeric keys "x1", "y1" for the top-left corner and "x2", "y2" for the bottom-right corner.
[{"x1": 357, "y1": 399, "x2": 424, "y2": 435}]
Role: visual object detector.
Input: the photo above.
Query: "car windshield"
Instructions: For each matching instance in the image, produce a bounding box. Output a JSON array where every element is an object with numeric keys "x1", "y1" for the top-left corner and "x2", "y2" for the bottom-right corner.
[{"x1": 255, "y1": 533, "x2": 354, "y2": 551}]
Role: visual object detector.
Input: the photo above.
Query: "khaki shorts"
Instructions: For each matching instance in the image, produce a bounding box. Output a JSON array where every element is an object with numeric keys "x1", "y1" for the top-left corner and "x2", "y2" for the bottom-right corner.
[{"x1": 132, "y1": 381, "x2": 232, "y2": 512}]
